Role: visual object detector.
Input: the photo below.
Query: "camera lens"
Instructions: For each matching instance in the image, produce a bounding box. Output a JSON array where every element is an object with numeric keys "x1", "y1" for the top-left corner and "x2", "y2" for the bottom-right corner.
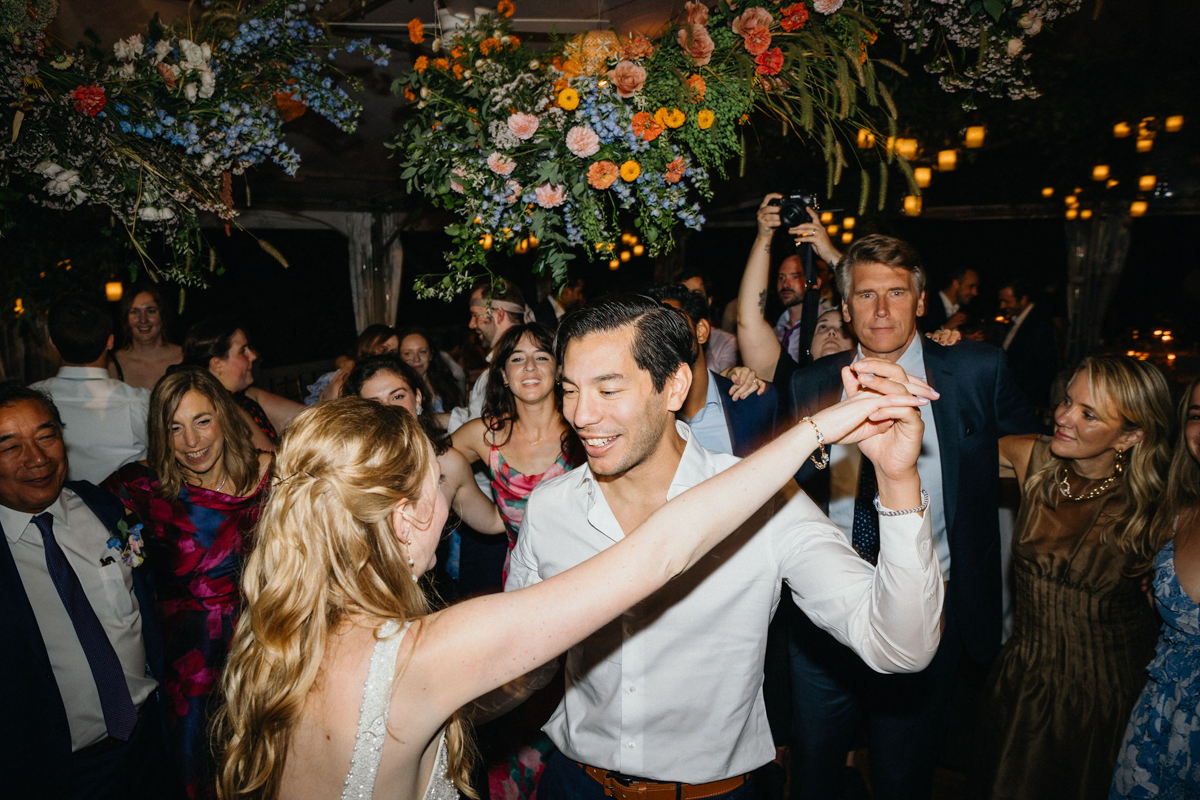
[{"x1": 779, "y1": 203, "x2": 805, "y2": 228}]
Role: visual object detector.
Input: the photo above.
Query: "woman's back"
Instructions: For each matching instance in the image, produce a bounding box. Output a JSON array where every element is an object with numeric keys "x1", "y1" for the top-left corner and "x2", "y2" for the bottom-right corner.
[{"x1": 281, "y1": 619, "x2": 451, "y2": 800}]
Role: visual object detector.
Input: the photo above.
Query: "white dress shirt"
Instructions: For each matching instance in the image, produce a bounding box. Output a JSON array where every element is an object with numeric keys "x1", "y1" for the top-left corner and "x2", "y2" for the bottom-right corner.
[
  {"x1": 939, "y1": 290, "x2": 959, "y2": 323},
  {"x1": 826, "y1": 336, "x2": 951, "y2": 577},
  {"x1": 31, "y1": 366, "x2": 150, "y2": 484},
  {"x1": 705, "y1": 328, "x2": 739, "y2": 374},
  {"x1": 0, "y1": 490, "x2": 157, "y2": 750},
  {"x1": 1002, "y1": 302, "x2": 1035, "y2": 351},
  {"x1": 446, "y1": 354, "x2": 492, "y2": 434},
  {"x1": 506, "y1": 423, "x2": 942, "y2": 782}
]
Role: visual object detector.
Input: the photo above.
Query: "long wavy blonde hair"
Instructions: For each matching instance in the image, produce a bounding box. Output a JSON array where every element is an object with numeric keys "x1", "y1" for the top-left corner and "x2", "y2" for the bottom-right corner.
[
  {"x1": 213, "y1": 398, "x2": 475, "y2": 799},
  {"x1": 1153, "y1": 376, "x2": 1200, "y2": 542},
  {"x1": 1026, "y1": 355, "x2": 1174, "y2": 575}
]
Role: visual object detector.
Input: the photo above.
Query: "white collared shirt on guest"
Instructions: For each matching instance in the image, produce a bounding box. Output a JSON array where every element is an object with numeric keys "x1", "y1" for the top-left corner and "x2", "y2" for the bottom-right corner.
[
  {"x1": 506, "y1": 422, "x2": 942, "y2": 783},
  {"x1": 30, "y1": 366, "x2": 150, "y2": 485},
  {"x1": 827, "y1": 335, "x2": 950, "y2": 577},
  {"x1": 1002, "y1": 302, "x2": 1035, "y2": 351},
  {"x1": 939, "y1": 290, "x2": 959, "y2": 322},
  {"x1": 0, "y1": 490, "x2": 157, "y2": 751}
]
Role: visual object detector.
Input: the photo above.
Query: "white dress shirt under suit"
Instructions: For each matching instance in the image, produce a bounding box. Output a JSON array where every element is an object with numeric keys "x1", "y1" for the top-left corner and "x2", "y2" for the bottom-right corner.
[
  {"x1": 31, "y1": 366, "x2": 150, "y2": 485},
  {"x1": 506, "y1": 422, "x2": 943, "y2": 783},
  {"x1": 0, "y1": 490, "x2": 157, "y2": 751}
]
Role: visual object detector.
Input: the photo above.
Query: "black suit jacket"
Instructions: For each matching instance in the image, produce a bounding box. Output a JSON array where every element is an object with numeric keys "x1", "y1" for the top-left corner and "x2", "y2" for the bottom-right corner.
[
  {"x1": 532, "y1": 298, "x2": 562, "y2": 330},
  {"x1": 0, "y1": 481, "x2": 164, "y2": 799},
  {"x1": 789, "y1": 338, "x2": 1040, "y2": 662},
  {"x1": 1004, "y1": 305, "x2": 1059, "y2": 409},
  {"x1": 712, "y1": 372, "x2": 778, "y2": 458},
  {"x1": 918, "y1": 292, "x2": 950, "y2": 333}
]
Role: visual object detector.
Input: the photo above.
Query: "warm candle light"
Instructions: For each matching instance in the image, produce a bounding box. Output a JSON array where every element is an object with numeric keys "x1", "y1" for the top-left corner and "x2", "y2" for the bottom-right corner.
[
  {"x1": 1065, "y1": 195, "x2": 1078, "y2": 206},
  {"x1": 1106, "y1": 179, "x2": 1119, "y2": 189},
  {"x1": 633, "y1": 244, "x2": 644, "y2": 256},
  {"x1": 964, "y1": 126, "x2": 985, "y2": 148},
  {"x1": 1041, "y1": 187, "x2": 1054, "y2": 197},
  {"x1": 1113, "y1": 121, "x2": 1131, "y2": 138},
  {"x1": 1092, "y1": 165, "x2": 1109, "y2": 181},
  {"x1": 609, "y1": 259, "x2": 620, "y2": 270},
  {"x1": 820, "y1": 211, "x2": 834, "y2": 224},
  {"x1": 856, "y1": 128, "x2": 876, "y2": 149},
  {"x1": 938, "y1": 149, "x2": 957, "y2": 171},
  {"x1": 1130, "y1": 200, "x2": 1148, "y2": 217},
  {"x1": 841, "y1": 231, "x2": 853, "y2": 244},
  {"x1": 105, "y1": 282, "x2": 123, "y2": 302},
  {"x1": 914, "y1": 167, "x2": 932, "y2": 188},
  {"x1": 1065, "y1": 208, "x2": 1078, "y2": 220},
  {"x1": 843, "y1": 217, "x2": 856, "y2": 230},
  {"x1": 1139, "y1": 174, "x2": 1156, "y2": 191},
  {"x1": 895, "y1": 138, "x2": 918, "y2": 160},
  {"x1": 1166, "y1": 115, "x2": 1184, "y2": 132},
  {"x1": 620, "y1": 250, "x2": 631, "y2": 262},
  {"x1": 1137, "y1": 138, "x2": 1153, "y2": 153},
  {"x1": 1080, "y1": 209, "x2": 1093, "y2": 220},
  {"x1": 903, "y1": 195, "x2": 922, "y2": 216},
  {"x1": 826, "y1": 224, "x2": 838, "y2": 235}
]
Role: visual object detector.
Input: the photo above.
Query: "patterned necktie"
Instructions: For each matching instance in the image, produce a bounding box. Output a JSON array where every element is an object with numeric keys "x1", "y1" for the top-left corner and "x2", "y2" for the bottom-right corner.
[
  {"x1": 33, "y1": 512, "x2": 138, "y2": 740},
  {"x1": 851, "y1": 454, "x2": 880, "y2": 566}
]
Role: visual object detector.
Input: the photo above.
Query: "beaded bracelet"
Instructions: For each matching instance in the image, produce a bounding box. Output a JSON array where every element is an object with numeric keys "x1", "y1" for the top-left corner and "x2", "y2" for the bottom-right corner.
[{"x1": 801, "y1": 416, "x2": 829, "y2": 470}]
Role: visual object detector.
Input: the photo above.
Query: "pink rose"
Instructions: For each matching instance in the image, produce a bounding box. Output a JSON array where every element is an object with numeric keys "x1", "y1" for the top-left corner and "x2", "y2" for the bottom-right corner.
[
  {"x1": 504, "y1": 180, "x2": 521, "y2": 203},
  {"x1": 684, "y1": 1, "x2": 709, "y2": 25},
  {"x1": 566, "y1": 125, "x2": 601, "y2": 158},
  {"x1": 813, "y1": 0, "x2": 844, "y2": 13},
  {"x1": 507, "y1": 112, "x2": 539, "y2": 140},
  {"x1": 608, "y1": 60, "x2": 647, "y2": 98},
  {"x1": 678, "y1": 23, "x2": 715, "y2": 67},
  {"x1": 487, "y1": 152, "x2": 516, "y2": 176},
  {"x1": 732, "y1": 7, "x2": 773, "y2": 37},
  {"x1": 535, "y1": 182, "x2": 566, "y2": 208},
  {"x1": 450, "y1": 166, "x2": 466, "y2": 193}
]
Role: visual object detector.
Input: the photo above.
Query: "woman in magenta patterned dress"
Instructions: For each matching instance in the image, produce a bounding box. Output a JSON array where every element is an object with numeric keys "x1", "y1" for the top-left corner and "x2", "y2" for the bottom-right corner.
[
  {"x1": 105, "y1": 368, "x2": 271, "y2": 799},
  {"x1": 451, "y1": 323, "x2": 582, "y2": 799}
]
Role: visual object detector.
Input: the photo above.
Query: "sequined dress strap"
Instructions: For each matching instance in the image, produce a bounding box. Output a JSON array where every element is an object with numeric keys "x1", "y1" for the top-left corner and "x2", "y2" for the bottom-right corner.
[{"x1": 342, "y1": 620, "x2": 410, "y2": 800}]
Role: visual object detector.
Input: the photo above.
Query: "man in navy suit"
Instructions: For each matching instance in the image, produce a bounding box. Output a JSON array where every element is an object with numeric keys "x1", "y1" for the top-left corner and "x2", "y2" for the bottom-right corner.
[
  {"x1": 786, "y1": 235, "x2": 1039, "y2": 800},
  {"x1": 0, "y1": 383, "x2": 165, "y2": 800},
  {"x1": 649, "y1": 284, "x2": 777, "y2": 457}
]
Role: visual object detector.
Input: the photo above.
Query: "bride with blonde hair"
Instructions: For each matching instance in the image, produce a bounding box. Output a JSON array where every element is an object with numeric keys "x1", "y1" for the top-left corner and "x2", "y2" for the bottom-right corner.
[{"x1": 215, "y1": 363, "x2": 933, "y2": 800}]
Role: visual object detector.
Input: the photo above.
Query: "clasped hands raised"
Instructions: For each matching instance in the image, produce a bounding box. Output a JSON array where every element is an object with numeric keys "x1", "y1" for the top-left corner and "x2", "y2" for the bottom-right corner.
[{"x1": 807, "y1": 359, "x2": 935, "y2": 486}]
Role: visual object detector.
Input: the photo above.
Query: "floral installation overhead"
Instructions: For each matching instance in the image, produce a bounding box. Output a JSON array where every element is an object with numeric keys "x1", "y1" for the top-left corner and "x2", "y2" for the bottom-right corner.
[
  {"x1": 0, "y1": 0, "x2": 390, "y2": 286},
  {"x1": 392, "y1": 0, "x2": 902, "y2": 299},
  {"x1": 880, "y1": 0, "x2": 1083, "y2": 107}
]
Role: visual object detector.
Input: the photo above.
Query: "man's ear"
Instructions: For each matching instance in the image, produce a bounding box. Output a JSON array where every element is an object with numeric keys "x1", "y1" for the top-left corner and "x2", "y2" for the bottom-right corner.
[
  {"x1": 695, "y1": 318, "x2": 711, "y2": 347},
  {"x1": 916, "y1": 289, "x2": 926, "y2": 318},
  {"x1": 105, "y1": 334, "x2": 114, "y2": 352},
  {"x1": 663, "y1": 362, "x2": 692, "y2": 413}
]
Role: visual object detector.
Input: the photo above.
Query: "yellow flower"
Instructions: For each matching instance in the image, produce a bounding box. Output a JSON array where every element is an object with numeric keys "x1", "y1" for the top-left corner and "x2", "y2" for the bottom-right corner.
[
  {"x1": 620, "y1": 160, "x2": 641, "y2": 182},
  {"x1": 558, "y1": 88, "x2": 580, "y2": 110},
  {"x1": 697, "y1": 109, "x2": 715, "y2": 129},
  {"x1": 654, "y1": 107, "x2": 670, "y2": 128},
  {"x1": 664, "y1": 108, "x2": 686, "y2": 128}
]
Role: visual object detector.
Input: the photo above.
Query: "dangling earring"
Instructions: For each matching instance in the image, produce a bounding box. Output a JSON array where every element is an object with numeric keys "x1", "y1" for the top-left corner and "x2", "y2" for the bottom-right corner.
[
  {"x1": 416, "y1": 403, "x2": 423, "y2": 415},
  {"x1": 1113, "y1": 447, "x2": 1127, "y2": 476},
  {"x1": 403, "y1": 533, "x2": 419, "y2": 582}
]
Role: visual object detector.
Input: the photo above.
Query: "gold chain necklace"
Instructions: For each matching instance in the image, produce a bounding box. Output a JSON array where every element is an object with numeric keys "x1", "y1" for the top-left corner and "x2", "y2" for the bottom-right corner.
[{"x1": 1057, "y1": 464, "x2": 1117, "y2": 501}]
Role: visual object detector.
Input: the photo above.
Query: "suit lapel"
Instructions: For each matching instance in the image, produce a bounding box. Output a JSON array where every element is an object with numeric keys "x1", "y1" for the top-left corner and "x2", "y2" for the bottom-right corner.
[
  {"x1": 921, "y1": 339, "x2": 960, "y2": 537},
  {"x1": 0, "y1": 520, "x2": 55, "y2": 675}
]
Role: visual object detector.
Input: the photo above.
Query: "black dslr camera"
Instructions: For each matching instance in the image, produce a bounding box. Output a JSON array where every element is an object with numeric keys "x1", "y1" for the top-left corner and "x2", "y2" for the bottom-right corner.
[{"x1": 768, "y1": 189, "x2": 821, "y2": 228}]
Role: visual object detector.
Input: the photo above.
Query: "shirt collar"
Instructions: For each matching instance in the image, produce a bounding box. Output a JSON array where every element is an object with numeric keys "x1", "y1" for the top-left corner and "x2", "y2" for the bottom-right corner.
[
  {"x1": 684, "y1": 370, "x2": 724, "y2": 423},
  {"x1": 0, "y1": 489, "x2": 70, "y2": 543},
  {"x1": 853, "y1": 331, "x2": 925, "y2": 377},
  {"x1": 1011, "y1": 302, "x2": 1035, "y2": 328},
  {"x1": 55, "y1": 366, "x2": 110, "y2": 381},
  {"x1": 550, "y1": 296, "x2": 565, "y2": 318}
]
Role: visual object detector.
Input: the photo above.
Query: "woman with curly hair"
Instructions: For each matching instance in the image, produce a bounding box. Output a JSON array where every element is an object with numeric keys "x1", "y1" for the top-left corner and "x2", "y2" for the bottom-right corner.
[{"x1": 975, "y1": 355, "x2": 1174, "y2": 800}]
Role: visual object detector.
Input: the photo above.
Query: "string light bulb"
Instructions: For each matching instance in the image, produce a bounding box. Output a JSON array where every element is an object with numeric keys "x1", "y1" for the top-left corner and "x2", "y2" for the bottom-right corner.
[
  {"x1": 964, "y1": 126, "x2": 985, "y2": 148},
  {"x1": 914, "y1": 167, "x2": 932, "y2": 188},
  {"x1": 1138, "y1": 175, "x2": 1156, "y2": 192}
]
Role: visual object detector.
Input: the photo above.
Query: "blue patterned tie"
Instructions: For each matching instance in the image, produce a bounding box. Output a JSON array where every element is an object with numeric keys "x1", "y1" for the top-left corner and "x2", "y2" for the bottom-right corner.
[
  {"x1": 851, "y1": 455, "x2": 880, "y2": 566},
  {"x1": 33, "y1": 512, "x2": 138, "y2": 740}
]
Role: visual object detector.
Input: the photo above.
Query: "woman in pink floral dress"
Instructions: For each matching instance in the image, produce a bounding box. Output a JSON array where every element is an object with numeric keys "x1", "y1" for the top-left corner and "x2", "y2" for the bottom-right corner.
[{"x1": 105, "y1": 367, "x2": 270, "y2": 799}]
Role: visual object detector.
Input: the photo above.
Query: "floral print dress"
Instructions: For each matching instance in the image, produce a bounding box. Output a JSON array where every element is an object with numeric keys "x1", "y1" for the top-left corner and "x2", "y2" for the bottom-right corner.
[
  {"x1": 1111, "y1": 539, "x2": 1200, "y2": 798},
  {"x1": 106, "y1": 464, "x2": 267, "y2": 799}
]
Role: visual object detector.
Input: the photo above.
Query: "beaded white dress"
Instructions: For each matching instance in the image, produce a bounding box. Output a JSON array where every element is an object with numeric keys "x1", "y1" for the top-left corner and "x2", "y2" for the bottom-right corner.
[{"x1": 341, "y1": 620, "x2": 460, "y2": 800}]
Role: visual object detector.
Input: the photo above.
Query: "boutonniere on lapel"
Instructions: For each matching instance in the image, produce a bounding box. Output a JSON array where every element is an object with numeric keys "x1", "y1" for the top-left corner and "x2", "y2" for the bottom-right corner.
[{"x1": 100, "y1": 510, "x2": 145, "y2": 568}]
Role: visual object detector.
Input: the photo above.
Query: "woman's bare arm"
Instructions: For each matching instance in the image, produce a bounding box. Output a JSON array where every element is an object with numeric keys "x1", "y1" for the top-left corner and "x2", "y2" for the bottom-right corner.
[{"x1": 439, "y1": 446, "x2": 504, "y2": 535}]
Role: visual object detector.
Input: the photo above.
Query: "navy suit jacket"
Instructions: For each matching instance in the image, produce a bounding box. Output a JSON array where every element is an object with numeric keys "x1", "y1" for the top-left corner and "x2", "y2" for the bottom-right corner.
[
  {"x1": 1004, "y1": 307, "x2": 1059, "y2": 409},
  {"x1": 712, "y1": 372, "x2": 778, "y2": 458},
  {"x1": 918, "y1": 292, "x2": 949, "y2": 333},
  {"x1": 789, "y1": 338, "x2": 1040, "y2": 662},
  {"x1": 0, "y1": 480, "x2": 164, "y2": 799}
]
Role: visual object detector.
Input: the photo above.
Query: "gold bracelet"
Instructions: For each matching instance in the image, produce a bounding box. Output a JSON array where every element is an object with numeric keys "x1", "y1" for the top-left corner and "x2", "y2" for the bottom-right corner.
[{"x1": 802, "y1": 416, "x2": 829, "y2": 470}]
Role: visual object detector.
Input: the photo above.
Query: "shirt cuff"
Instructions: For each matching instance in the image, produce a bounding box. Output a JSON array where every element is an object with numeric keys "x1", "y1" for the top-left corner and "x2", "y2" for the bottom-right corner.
[{"x1": 876, "y1": 511, "x2": 935, "y2": 571}]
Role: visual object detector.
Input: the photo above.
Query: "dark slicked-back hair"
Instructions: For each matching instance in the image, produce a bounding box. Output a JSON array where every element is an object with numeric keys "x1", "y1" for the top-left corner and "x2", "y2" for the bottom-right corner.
[
  {"x1": 182, "y1": 318, "x2": 241, "y2": 368},
  {"x1": 646, "y1": 284, "x2": 705, "y2": 365},
  {"x1": 0, "y1": 383, "x2": 64, "y2": 430},
  {"x1": 556, "y1": 294, "x2": 694, "y2": 392},
  {"x1": 1000, "y1": 277, "x2": 1034, "y2": 302},
  {"x1": 835, "y1": 234, "x2": 927, "y2": 300},
  {"x1": 48, "y1": 293, "x2": 113, "y2": 364}
]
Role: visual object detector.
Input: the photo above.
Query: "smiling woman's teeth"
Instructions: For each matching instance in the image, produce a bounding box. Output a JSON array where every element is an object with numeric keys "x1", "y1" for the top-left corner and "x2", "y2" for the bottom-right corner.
[{"x1": 185, "y1": 446, "x2": 210, "y2": 461}]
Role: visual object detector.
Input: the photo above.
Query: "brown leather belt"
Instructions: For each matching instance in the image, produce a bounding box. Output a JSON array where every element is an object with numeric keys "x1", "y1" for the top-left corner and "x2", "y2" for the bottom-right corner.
[{"x1": 580, "y1": 762, "x2": 748, "y2": 800}]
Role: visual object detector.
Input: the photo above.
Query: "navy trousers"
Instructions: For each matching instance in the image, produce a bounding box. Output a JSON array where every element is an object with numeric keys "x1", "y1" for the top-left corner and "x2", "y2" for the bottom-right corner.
[
  {"x1": 69, "y1": 693, "x2": 168, "y2": 800},
  {"x1": 538, "y1": 749, "x2": 758, "y2": 800},
  {"x1": 787, "y1": 606, "x2": 963, "y2": 800}
]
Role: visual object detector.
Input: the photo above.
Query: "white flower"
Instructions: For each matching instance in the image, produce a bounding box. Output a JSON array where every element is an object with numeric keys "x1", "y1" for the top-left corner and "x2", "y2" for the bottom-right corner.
[
  {"x1": 476, "y1": 59, "x2": 486, "y2": 68},
  {"x1": 113, "y1": 35, "x2": 144, "y2": 61},
  {"x1": 1006, "y1": 38, "x2": 1024, "y2": 56},
  {"x1": 34, "y1": 161, "x2": 63, "y2": 178},
  {"x1": 529, "y1": 60, "x2": 540, "y2": 69},
  {"x1": 70, "y1": 188, "x2": 88, "y2": 204},
  {"x1": 153, "y1": 39, "x2": 173, "y2": 64},
  {"x1": 118, "y1": 62, "x2": 136, "y2": 77},
  {"x1": 44, "y1": 170, "x2": 81, "y2": 196},
  {"x1": 431, "y1": 37, "x2": 442, "y2": 52},
  {"x1": 185, "y1": 83, "x2": 199, "y2": 102},
  {"x1": 198, "y1": 70, "x2": 216, "y2": 98},
  {"x1": 202, "y1": 153, "x2": 215, "y2": 168},
  {"x1": 201, "y1": 42, "x2": 212, "y2": 61},
  {"x1": 159, "y1": 207, "x2": 175, "y2": 220},
  {"x1": 813, "y1": 0, "x2": 844, "y2": 13},
  {"x1": 1018, "y1": 11, "x2": 1043, "y2": 35},
  {"x1": 138, "y1": 207, "x2": 162, "y2": 221}
]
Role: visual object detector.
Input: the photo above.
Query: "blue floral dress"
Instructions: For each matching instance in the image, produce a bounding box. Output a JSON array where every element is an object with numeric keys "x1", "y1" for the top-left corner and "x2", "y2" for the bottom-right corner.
[{"x1": 1111, "y1": 539, "x2": 1200, "y2": 798}]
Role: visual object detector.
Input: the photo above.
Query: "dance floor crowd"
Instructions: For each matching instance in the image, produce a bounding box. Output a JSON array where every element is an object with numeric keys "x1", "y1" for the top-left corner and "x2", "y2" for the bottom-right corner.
[{"x1": 2, "y1": 196, "x2": 1197, "y2": 800}]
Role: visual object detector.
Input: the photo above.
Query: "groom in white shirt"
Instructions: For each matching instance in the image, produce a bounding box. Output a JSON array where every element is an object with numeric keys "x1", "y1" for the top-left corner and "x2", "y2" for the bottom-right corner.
[{"x1": 505, "y1": 294, "x2": 944, "y2": 799}]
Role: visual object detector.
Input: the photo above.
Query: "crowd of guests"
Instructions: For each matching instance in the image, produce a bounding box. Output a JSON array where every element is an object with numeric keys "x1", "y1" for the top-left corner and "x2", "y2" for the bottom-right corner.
[{"x1": 2, "y1": 193, "x2": 1197, "y2": 800}]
